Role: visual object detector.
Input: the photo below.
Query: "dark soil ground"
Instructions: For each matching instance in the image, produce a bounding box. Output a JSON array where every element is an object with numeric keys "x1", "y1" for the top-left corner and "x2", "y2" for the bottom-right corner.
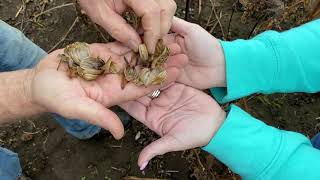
[{"x1": 0, "y1": 0, "x2": 319, "y2": 179}]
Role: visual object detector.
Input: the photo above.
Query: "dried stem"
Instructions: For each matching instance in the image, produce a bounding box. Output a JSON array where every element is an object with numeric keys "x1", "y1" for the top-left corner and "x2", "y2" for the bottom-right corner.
[
  {"x1": 227, "y1": 2, "x2": 237, "y2": 40},
  {"x1": 193, "y1": 149, "x2": 205, "y2": 171},
  {"x1": 93, "y1": 24, "x2": 109, "y2": 43},
  {"x1": 20, "y1": 0, "x2": 26, "y2": 30},
  {"x1": 205, "y1": 2, "x2": 214, "y2": 29},
  {"x1": 247, "y1": 14, "x2": 267, "y2": 39},
  {"x1": 185, "y1": 0, "x2": 191, "y2": 20},
  {"x1": 210, "y1": 0, "x2": 226, "y2": 39},
  {"x1": 123, "y1": 177, "x2": 168, "y2": 180},
  {"x1": 33, "y1": 3, "x2": 74, "y2": 19},
  {"x1": 198, "y1": 0, "x2": 202, "y2": 15},
  {"x1": 310, "y1": 0, "x2": 320, "y2": 18},
  {"x1": 49, "y1": 17, "x2": 79, "y2": 52}
]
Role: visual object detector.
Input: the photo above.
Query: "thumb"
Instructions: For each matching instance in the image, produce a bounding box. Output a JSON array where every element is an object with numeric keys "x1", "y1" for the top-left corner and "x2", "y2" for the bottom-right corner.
[
  {"x1": 171, "y1": 16, "x2": 194, "y2": 36},
  {"x1": 63, "y1": 98, "x2": 124, "y2": 139},
  {"x1": 138, "y1": 136, "x2": 178, "y2": 170}
]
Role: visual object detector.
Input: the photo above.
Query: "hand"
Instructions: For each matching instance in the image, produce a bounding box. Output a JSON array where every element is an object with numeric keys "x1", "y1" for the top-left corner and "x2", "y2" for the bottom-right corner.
[
  {"x1": 29, "y1": 42, "x2": 187, "y2": 139},
  {"x1": 164, "y1": 17, "x2": 226, "y2": 89},
  {"x1": 120, "y1": 83, "x2": 226, "y2": 170},
  {"x1": 79, "y1": 0, "x2": 177, "y2": 53}
]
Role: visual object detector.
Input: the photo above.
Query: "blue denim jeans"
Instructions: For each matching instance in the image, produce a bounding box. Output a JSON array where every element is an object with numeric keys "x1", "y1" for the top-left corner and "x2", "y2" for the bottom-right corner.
[
  {"x1": 0, "y1": 20, "x2": 101, "y2": 179},
  {"x1": 311, "y1": 132, "x2": 320, "y2": 149}
]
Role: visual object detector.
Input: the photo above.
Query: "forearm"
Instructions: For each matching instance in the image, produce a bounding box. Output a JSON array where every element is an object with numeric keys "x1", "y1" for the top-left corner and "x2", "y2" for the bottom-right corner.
[
  {"x1": 203, "y1": 105, "x2": 320, "y2": 180},
  {"x1": 212, "y1": 20, "x2": 320, "y2": 103},
  {"x1": 0, "y1": 70, "x2": 44, "y2": 124}
]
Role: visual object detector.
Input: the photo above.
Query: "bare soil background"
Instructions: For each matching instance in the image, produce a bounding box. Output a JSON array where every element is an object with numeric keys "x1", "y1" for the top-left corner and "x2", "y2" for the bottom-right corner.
[{"x1": 0, "y1": 0, "x2": 319, "y2": 179}]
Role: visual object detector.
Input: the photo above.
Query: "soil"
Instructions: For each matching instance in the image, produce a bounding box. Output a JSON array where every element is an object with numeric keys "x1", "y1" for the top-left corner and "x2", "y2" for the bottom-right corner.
[{"x1": 0, "y1": 0, "x2": 319, "y2": 179}]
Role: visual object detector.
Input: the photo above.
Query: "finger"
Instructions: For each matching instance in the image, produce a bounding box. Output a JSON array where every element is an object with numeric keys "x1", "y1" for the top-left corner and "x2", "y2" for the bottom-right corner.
[
  {"x1": 136, "y1": 96, "x2": 152, "y2": 107},
  {"x1": 167, "y1": 43, "x2": 181, "y2": 55},
  {"x1": 135, "y1": 36, "x2": 180, "y2": 54},
  {"x1": 138, "y1": 136, "x2": 177, "y2": 170},
  {"x1": 91, "y1": 43, "x2": 131, "y2": 56},
  {"x1": 99, "y1": 53, "x2": 187, "y2": 107},
  {"x1": 40, "y1": 49, "x2": 65, "y2": 68},
  {"x1": 119, "y1": 101, "x2": 147, "y2": 124},
  {"x1": 154, "y1": 0, "x2": 177, "y2": 36},
  {"x1": 64, "y1": 98, "x2": 124, "y2": 139},
  {"x1": 104, "y1": 65, "x2": 180, "y2": 107},
  {"x1": 97, "y1": 5, "x2": 141, "y2": 51},
  {"x1": 162, "y1": 33, "x2": 178, "y2": 44},
  {"x1": 173, "y1": 35, "x2": 190, "y2": 56},
  {"x1": 124, "y1": 0, "x2": 161, "y2": 54},
  {"x1": 165, "y1": 54, "x2": 188, "y2": 69},
  {"x1": 89, "y1": 43, "x2": 128, "y2": 70},
  {"x1": 171, "y1": 16, "x2": 194, "y2": 36}
]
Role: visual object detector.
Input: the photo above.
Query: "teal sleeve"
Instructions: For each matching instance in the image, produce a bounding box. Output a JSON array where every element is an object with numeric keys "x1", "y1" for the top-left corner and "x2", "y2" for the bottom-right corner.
[
  {"x1": 203, "y1": 105, "x2": 320, "y2": 180},
  {"x1": 211, "y1": 20, "x2": 320, "y2": 103}
]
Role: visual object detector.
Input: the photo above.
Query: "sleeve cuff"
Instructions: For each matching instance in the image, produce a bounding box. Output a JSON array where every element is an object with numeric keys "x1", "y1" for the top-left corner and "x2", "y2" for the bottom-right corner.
[{"x1": 210, "y1": 33, "x2": 281, "y2": 103}]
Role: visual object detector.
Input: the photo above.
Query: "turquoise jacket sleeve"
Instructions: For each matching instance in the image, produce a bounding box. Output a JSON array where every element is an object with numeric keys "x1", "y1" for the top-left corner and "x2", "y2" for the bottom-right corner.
[
  {"x1": 203, "y1": 20, "x2": 320, "y2": 180},
  {"x1": 211, "y1": 20, "x2": 320, "y2": 103},
  {"x1": 203, "y1": 105, "x2": 320, "y2": 180}
]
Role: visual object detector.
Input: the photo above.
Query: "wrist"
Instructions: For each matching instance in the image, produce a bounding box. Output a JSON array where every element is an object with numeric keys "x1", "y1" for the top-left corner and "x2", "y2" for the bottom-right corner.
[
  {"x1": 22, "y1": 69, "x2": 46, "y2": 114},
  {"x1": 0, "y1": 69, "x2": 46, "y2": 123},
  {"x1": 205, "y1": 109, "x2": 227, "y2": 146},
  {"x1": 215, "y1": 40, "x2": 227, "y2": 87}
]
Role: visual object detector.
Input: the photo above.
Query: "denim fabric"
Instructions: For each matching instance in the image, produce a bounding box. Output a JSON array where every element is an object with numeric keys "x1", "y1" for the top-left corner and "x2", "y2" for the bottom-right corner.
[
  {"x1": 0, "y1": 148, "x2": 21, "y2": 180},
  {"x1": 311, "y1": 132, "x2": 320, "y2": 149},
  {"x1": 0, "y1": 20, "x2": 101, "y2": 179}
]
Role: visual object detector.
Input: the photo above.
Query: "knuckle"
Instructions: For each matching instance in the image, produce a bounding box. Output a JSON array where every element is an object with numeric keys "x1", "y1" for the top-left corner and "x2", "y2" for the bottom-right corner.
[
  {"x1": 159, "y1": 0, "x2": 176, "y2": 16},
  {"x1": 145, "y1": 4, "x2": 160, "y2": 15},
  {"x1": 110, "y1": 26, "x2": 129, "y2": 42},
  {"x1": 110, "y1": 26, "x2": 122, "y2": 37},
  {"x1": 168, "y1": 0, "x2": 177, "y2": 12}
]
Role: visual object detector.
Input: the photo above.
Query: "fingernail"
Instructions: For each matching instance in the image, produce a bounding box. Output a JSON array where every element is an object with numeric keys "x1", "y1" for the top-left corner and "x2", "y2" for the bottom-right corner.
[
  {"x1": 140, "y1": 161, "x2": 148, "y2": 171},
  {"x1": 128, "y1": 40, "x2": 139, "y2": 52}
]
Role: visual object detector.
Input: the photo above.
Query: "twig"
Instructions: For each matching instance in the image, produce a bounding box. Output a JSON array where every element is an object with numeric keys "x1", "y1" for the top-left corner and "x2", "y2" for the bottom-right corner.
[
  {"x1": 18, "y1": 2, "x2": 74, "y2": 32},
  {"x1": 209, "y1": 21, "x2": 219, "y2": 34},
  {"x1": 15, "y1": 3, "x2": 24, "y2": 18},
  {"x1": 242, "y1": 98, "x2": 250, "y2": 112},
  {"x1": 185, "y1": 0, "x2": 191, "y2": 20},
  {"x1": 20, "y1": 0, "x2": 26, "y2": 30},
  {"x1": 23, "y1": 128, "x2": 45, "y2": 135},
  {"x1": 247, "y1": 14, "x2": 267, "y2": 39},
  {"x1": 227, "y1": 3, "x2": 236, "y2": 40},
  {"x1": 110, "y1": 139, "x2": 123, "y2": 148},
  {"x1": 93, "y1": 24, "x2": 109, "y2": 43},
  {"x1": 123, "y1": 177, "x2": 168, "y2": 180},
  {"x1": 33, "y1": 3, "x2": 74, "y2": 19},
  {"x1": 205, "y1": 2, "x2": 214, "y2": 29},
  {"x1": 27, "y1": 120, "x2": 36, "y2": 129},
  {"x1": 210, "y1": 0, "x2": 226, "y2": 39},
  {"x1": 40, "y1": 0, "x2": 49, "y2": 14},
  {"x1": 165, "y1": 170, "x2": 179, "y2": 173},
  {"x1": 209, "y1": 11, "x2": 223, "y2": 34},
  {"x1": 42, "y1": 133, "x2": 49, "y2": 151},
  {"x1": 310, "y1": 0, "x2": 320, "y2": 19},
  {"x1": 49, "y1": 17, "x2": 79, "y2": 52},
  {"x1": 198, "y1": 0, "x2": 202, "y2": 15},
  {"x1": 111, "y1": 166, "x2": 126, "y2": 172},
  {"x1": 193, "y1": 149, "x2": 205, "y2": 171}
]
